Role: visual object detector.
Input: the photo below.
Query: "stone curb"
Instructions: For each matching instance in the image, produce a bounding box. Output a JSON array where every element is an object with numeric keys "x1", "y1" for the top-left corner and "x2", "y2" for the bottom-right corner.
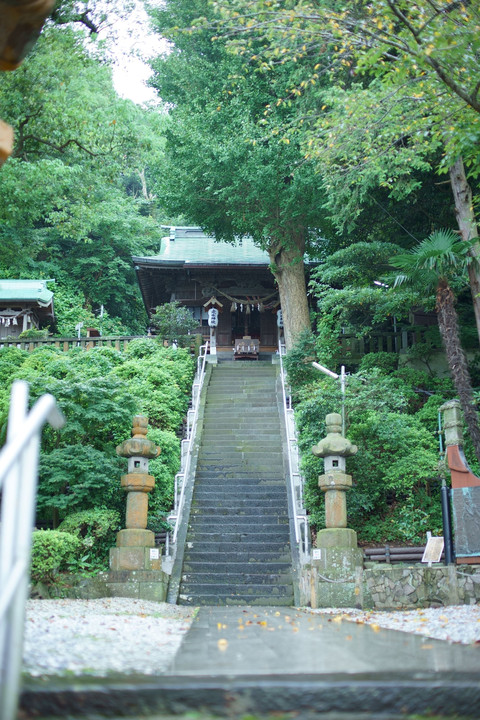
[{"x1": 20, "y1": 672, "x2": 480, "y2": 718}]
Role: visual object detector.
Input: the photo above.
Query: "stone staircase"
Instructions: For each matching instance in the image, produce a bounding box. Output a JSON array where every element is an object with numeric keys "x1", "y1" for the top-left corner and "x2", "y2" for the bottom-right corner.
[{"x1": 178, "y1": 361, "x2": 294, "y2": 606}]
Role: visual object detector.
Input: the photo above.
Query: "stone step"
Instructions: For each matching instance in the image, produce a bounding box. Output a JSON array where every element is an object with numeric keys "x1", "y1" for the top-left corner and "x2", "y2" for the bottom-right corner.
[
  {"x1": 181, "y1": 569, "x2": 292, "y2": 585},
  {"x1": 203, "y1": 403, "x2": 276, "y2": 410},
  {"x1": 185, "y1": 529, "x2": 290, "y2": 543},
  {"x1": 201, "y1": 424, "x2": 280, "y2": 431},
  {"x1": 178, "y1": 593, "x2": 294, "y2": 606},
  {"x1": 183, "y1": 539, "x2": 289, "y2": 554},
  {"x1": 193, "y1": 478, "x2": 286, "y2": 487},
  {"x1": 192, "y1": 487, "x2": 286, "y2": 497},
  {"x1": 198, "y1": 445, "x2": 283, "y2": 454},
  {"x1": 192, "y1": 490, "x2": 287, "y2": 501},
  {"x1": 188, "y1": 521, "x2": 289, "y2": 534},
  {"x1": 196, "y1": 454, "x2": 284, "y2": 463},
  {"x1": 178, "y1": 583, "x2": 293, "y2": 599},
  {"x1": 200, "y1": 432, "x2": 281, "y2": 439},
  {"x1": 182, "y1": 549, "x2": 292, "y2": 563},
  {"x1": 194, "y1": 466, "x2": 284, "y2": 475},
  {"x1": 192, "y1": 498, "x2": 288, "y2": 510},
  {"x1": 207, "y1": 386, "x2": 276, "y2": 391},
  {"x1": 198, "y1": 447, "x2": 283, "y2": 455},
  {"x1": 195, "y1": 462, "x2": 284, "y2": 473},
  {"x1": 193, "y1": 471, "x2": 285, "y2": 479},
  {"x1": 182, "y1": 560, "x2": 292, "y2": 573},
  {"x1": 190, "y1": 508, "x2": 288, "y2": 519}
]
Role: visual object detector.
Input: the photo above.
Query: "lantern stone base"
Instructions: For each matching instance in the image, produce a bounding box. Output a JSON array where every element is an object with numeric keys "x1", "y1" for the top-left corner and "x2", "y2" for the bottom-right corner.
[
  {"x1": 316, "y1": 527, "x2": 358, "y2": 549},
  {"x1": 111, "y1": 526, "x2": 159, "y2": 572},
  {"x1": 314, "y1": 528, "x2": 363, "y2": 578},
  {"x1": 109, "y1": 546, "x2": 162, "y2": 572}
]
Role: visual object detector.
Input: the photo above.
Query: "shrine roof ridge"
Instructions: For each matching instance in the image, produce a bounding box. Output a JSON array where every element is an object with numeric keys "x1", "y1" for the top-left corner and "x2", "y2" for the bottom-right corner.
[
  {"x1": 134, "y1": 227, "x2": 270, "y2": 267},
  {"x1": 0, "y1": 278, "x2": 54, "y2": 306}
]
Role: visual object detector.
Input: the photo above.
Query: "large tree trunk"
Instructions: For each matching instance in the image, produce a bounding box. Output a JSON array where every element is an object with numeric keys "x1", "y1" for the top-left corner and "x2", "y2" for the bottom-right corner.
[
  {"x1": 269, "y1": 232, "x2": 310, "y2": 350},
  {"x1": 449, "y1": 156, "x2": 480, "y2": 345},
  {"x1": 436, "y1": 278, "x2": 480, "y2": 463}
]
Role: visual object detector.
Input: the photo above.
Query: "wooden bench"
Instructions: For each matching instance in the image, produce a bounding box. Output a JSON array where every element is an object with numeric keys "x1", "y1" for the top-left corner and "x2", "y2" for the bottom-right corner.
[
  {"x1": 234, "y1": 337, "x2": 259, "y2": 360},
  {"x1": 363, "y1": 545, "x2": 445, "y2": 564}
]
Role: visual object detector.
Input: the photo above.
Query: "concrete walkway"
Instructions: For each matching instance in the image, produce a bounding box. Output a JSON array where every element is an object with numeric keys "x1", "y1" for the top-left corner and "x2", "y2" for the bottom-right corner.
[
  {"x1": 168, "y1": 605, "x2": 480, "y2": 676},
  {"x1": 21, "y1": 605, "x2": 480, "y2": 718}
]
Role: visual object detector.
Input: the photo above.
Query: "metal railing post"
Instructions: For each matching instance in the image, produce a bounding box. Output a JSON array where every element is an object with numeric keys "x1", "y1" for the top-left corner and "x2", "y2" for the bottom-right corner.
[
  {"x1": 0, "y1": 380, "x2": 64, "y2": 720},
  {"x1": 278, "y1": 342, "x2": 310, "y2": 563},
  {"x1": 167, "y1": 342, "x2": 209, "y2": 554}
]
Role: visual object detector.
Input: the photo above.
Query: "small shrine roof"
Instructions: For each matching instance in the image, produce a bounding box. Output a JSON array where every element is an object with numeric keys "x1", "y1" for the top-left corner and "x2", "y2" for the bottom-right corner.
[
  {"x1": 0, "y1": 279, "x2": 53, "y2": 307},
  {"x1": 133, "y1": 227, "x2": 270, "y2": 267}
]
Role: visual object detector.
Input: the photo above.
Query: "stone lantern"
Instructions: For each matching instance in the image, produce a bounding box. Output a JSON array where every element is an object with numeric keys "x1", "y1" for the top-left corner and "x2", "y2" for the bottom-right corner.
[
  {"x1": 109, "y1": 415, "x2": 161, "y2": 572},
  {"x1": 311, "y1": 412, "x2": 363, "y2": 574}
]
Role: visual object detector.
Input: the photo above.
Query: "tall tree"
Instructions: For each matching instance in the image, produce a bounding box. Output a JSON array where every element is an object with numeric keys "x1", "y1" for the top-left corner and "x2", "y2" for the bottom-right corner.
[
  {"x1": 214, "y1": 0, "x2": 480, "y2": 342},
  {"x1": 391, "y1": 229, "x2": 480, "y2": 462},
  {"x1": 148, "y1": 0, "x2": 331, "y2": 348},
  {"x1": 0, "y1": 22, "x2": 165, "y2": 331}
]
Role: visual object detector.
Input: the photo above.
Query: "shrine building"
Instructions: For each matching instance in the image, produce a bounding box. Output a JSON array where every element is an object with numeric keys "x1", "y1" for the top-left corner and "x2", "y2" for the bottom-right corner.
[
  {"x1": 0, "y1": 279, "x2": 54, "y2": 340},
  {"x1": 133, "y1": 227, "x2": 281, "y2": 353}
]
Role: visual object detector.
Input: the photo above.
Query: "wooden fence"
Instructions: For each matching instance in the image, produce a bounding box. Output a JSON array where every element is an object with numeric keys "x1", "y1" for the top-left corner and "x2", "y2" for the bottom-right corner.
[{"x1": 0, "y1": 335, "x2": 145, "y2": 353}]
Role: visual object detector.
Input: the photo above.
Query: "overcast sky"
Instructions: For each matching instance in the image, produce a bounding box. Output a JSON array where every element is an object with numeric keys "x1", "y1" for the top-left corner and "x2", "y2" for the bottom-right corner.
[{"x1": 106, "y1": 1, "x2": 166, "y2": 105}]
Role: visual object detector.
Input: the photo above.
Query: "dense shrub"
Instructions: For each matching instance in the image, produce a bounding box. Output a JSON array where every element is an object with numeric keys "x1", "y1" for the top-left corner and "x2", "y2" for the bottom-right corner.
[
  {"x1": 58, "y1": 508, "x2": 121, "y2": 571},
  {"x1": 287, "y1": 333, "x2": 453, "y2": 544},
  {"x1": 30, "y1": 529, "x2": 80, "y2": 584},
  {"x1": 0, "y1": 341, "x2": 194, "y2": 535}
]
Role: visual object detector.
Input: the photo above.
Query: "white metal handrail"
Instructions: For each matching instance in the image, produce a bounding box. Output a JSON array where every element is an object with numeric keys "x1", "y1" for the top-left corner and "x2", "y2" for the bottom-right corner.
[
  {"x1": 278, "y1": 342, "x2": 310, "y2": 564},
  {"x1": 167, "y1": 341, "x2": 209, "y2": 552},
  {"x1": 0, "y1": 380, "x2": 65, "y2": 720}
]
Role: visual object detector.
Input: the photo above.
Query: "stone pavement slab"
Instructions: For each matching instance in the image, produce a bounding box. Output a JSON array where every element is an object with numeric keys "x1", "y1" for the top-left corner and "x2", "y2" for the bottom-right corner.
[{"x1": 167, "y1": 605, "x2": 480, "y2": 676}]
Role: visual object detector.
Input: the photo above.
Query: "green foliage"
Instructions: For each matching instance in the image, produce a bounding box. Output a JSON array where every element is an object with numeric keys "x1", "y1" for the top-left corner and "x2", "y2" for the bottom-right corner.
[
  {"x1": 150, "y1": 301, "x2": 199, "y2": 346},
  {"x1": 38, "y1": 445, "x2": 124, "y2": 520},
  {"x1": 0, "y1": 342, "x2": 194, "y2": 526},
  {"x1": 283, "y1": 329, "x2": 318, "y2": 390},
  {"x1": 358, "y1": 352, "x2": 398, "y2": 375},
  {"x1": 18, "y1": 328, "x2": 50, "y2": 339},
  {"x1": 0, "y1": 22, "x2": 166, "y2": 333},
  {"x1": 30, "y1": 529, "x2": 81, "y2": 584},
  {"x1": 290, "y1": 356, "x2": 445, "y2": 543},
  {"x1": 58, "y1": 508, "x2": 121, "y2": 571},
  {"x1": 147, "y1": 428, "x2": 182, "y2": 519}
]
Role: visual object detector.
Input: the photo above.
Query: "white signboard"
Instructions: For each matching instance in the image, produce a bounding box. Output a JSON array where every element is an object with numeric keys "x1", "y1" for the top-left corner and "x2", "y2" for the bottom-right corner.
[
  {"x1": 421, "y1": 536, "x2": 444, "y2": 564},
  {"x1": 149, "y1": 548, "x2": 160, "y2": 560}
]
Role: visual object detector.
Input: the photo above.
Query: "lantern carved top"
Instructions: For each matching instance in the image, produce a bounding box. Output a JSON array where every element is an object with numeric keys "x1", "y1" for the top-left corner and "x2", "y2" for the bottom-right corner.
[
  {"x1": 312, "y1": 413, "x2": 357, "y2": 459},
  {"x1": 116, "y1": 415, "x2": 161, "y2": 460}
]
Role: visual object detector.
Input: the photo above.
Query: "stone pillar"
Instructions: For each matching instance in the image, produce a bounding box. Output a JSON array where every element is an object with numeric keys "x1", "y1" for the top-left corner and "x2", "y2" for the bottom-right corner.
[
  {"x1": 311, "y1": 413, "x2": 363, "y2": 577},
  {"x1": 109, "y1": 415, "x2": 162, "y2": 572}
]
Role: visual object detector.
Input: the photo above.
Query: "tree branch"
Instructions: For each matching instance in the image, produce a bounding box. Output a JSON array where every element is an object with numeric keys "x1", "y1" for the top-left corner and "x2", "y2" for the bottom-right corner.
[{"x1": 13, "y1": 135, "x2": 99, "y2": 157}]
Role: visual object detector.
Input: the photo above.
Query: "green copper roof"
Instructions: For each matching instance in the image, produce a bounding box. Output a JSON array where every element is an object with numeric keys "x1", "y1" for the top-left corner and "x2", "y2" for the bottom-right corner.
[
  {"x1": 135, "y1": 227, "x2": 270, "y2": 267},
  {"x1": 0, "y1": 279, "x2": 53, "y2": 306}
]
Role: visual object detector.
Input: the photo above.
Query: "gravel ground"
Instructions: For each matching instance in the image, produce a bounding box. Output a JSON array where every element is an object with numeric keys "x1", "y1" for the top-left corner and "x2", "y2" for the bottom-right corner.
[
  {"x1": 310, "y1": 604, "x2": 480, "y2": 645},
  {"x1": 22, "y1": 599, "x2": 480, "y2": 678},
  {"x1": 23, "y1": 598, "x2": 196, "y2": 678}
]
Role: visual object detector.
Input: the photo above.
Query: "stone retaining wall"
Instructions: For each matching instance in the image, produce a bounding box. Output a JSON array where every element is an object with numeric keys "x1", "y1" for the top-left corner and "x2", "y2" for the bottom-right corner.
[
  {"x1": 41, "y1": 569, "x2": 169, "y2": 602},
  {"x1": 304, "y1": 563, "x2": 480, "y2": 609}
]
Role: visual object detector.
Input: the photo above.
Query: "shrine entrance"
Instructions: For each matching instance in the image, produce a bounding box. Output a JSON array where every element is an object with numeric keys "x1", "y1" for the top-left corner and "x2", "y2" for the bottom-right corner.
[{"x1": 231, "y1": 306, "x2": 261, "y2": 341}]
